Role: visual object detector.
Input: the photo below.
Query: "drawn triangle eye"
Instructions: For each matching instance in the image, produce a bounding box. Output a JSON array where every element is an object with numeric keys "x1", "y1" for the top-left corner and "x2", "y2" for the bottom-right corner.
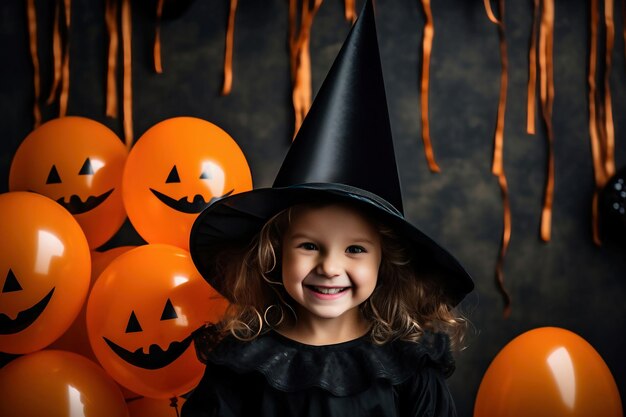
[
  {"x1": 160, "y1": 298, "x2": 178, "y2": 320},
  {"x1": 46, "y1": 165, "x2": 62, "y2": 184},
  {"x1": 125, "y1": 311, "x2": 143, "y2": 333},
  {"x1": 199, "y1": 170, "x2": 211, "y2": 179},
  {"x1": 79, "y1": 158, "x2": 95, "y2": 175},
  {"x1": 166, "y1": 166, "x2": 181, "y2": 183},
  {"x1": 2, "y1": 269, "x2": 23, "y2": 293}
]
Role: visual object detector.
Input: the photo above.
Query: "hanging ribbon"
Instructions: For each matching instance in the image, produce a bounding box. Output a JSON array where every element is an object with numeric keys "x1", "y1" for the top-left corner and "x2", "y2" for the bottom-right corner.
[
  {"x1": 57, "y1": 0, "x2": 71, "y2": 117},
  {"x1": 104, "y1": 0, "x2": 133, "y2": 149},
  {"x1": 47, "y1": 1, "x2": 62, "y2": 105},
  {"x1": 121, "y1": 0, "x2": 133, "y2": 149},
  {"x1": 289, "y1": 0, "x2": 324, "y2": 139},
  {"x1": 588, "y1": 0, "x2": 616, "y2": 245},
  {"x1": 26, "y1": 0, "x2": 41, "y2": 127},
  {"x1": 538, "y1": 0, "x2": 555, "y2": 242},
  {"x1": 154, "y1": 0, "x2": 164, "y2": 73},
  {"x1": 344, "y1": 0, "x2": 356, "y2": 23},
  {"x1": 221, "y1": 0, "x2": 238, "y2": 95},
  {"x1": 526, "y1": 0, "x2": 539, "y2": 134},
  {"x1": 105, "y1": 0, "x2": 118, "y2": 117},
  {"x1": 484, "y1": 0, "x2": 512, "y2": 318},
  {"x1": 419, "y1": 0, "x2": 440, "y2": 173}
]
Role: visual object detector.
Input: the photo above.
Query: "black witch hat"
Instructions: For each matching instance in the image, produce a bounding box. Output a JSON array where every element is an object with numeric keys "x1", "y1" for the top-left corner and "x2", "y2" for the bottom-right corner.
[{"x1": 189, "y1": 0, "x2": 473, "y2": 305}]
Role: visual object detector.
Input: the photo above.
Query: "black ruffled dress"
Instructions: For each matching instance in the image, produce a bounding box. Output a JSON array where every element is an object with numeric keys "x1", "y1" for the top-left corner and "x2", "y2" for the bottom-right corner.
[{"x1": 181, "y1": 330, "x2": 457, "y2": 417}]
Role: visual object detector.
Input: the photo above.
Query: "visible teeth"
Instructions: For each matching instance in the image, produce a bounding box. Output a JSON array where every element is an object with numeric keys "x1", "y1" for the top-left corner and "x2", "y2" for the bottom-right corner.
[{"x1": 313, "y1": 287, "x2": 344, "y2": 294}]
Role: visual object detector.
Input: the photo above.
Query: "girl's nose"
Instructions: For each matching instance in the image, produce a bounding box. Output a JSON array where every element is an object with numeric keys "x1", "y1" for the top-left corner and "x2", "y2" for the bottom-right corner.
[{"x1": 315, "y1": 251, "x2": 342, "y2": 277}]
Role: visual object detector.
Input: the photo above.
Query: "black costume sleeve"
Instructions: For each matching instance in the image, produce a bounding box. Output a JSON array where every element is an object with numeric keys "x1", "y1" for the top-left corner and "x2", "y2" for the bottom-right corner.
[
  {"x1": 396, "y1": 366, "x2": 457, "y2": 417},
  {"x1": 181, "y1": 362, "x2": 251, "y2": 417}
]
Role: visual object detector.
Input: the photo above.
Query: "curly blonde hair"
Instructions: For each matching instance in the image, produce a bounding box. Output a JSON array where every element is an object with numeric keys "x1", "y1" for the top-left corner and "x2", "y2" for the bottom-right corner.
[{"x1": 210, "y1": 201, "x2": 468, "y2": 350}]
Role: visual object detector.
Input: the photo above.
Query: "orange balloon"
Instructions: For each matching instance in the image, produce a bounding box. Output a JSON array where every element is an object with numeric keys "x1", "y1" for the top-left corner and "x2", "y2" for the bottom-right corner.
[
  {"x1": 474, "y1": 327, "x2": 623, "y2": 417},
  {"x1": 0, "y1": 192, "x2": 91, "y2": 354},
  {"x1": 51, "y1": 246, "x2": 136, "y2": 358},
  {"x1": 86, "y1": 244, "x2": 228, "y2": 398},
  {"x1": 122, "y1": 117, "x2": 252, "y2": 250},
  {"x1": 0, "y1": 349, "x2": 129, "y2": 417},
  {"x1": 51, "y1": 247, "x2": 136, "y2": 387},
  {"x1": 9, "y1": 116, "x2": 128, "y2": 249},
  {"x1": 127, "y1": 396, "x2": 186, "y2": 417}
]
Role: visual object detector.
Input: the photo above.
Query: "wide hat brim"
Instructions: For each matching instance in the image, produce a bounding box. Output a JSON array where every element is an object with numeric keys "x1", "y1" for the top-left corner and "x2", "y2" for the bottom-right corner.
[{"x1": 189, "y1": 184, "x2": 474, "y2": 306}]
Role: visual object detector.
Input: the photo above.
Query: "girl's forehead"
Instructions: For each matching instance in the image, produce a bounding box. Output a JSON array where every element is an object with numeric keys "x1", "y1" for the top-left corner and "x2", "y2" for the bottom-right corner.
[{"x1": 288, "y1": 203, "x2": 379, "y2": 233}]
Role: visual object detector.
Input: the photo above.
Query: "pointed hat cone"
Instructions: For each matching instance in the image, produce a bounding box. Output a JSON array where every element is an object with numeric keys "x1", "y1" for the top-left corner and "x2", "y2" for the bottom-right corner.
[
  {"x1": 274, "y1": 0, "x2": 402, "y2": 212},
  {"x1": 190, "y1": 0, "x2": 473, "y2": 305}
]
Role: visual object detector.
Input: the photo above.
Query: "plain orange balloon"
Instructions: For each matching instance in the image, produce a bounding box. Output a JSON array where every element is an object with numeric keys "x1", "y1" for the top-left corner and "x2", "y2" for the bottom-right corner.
[
  {"x1": 122, "y1": 117, "x2": 252, "y2": 250},
  {"x1": 127, "y1": 396, "x2": 186, "y2": 417},
  {"x1": 474, "y1": 327, "x2": 623, "y2": 417},
  {"x1": 9, "y1": 116, "x2": 128, "y2": 249},
  {"x1": 0, "y1": 191, "x2": 91, "y2": 354},
  {"x1": 86, "y1": 244, "x2": 228, "y2": 398},
  {"x1": 0, "y1": 349, "x2": 129, "y2": 417}
]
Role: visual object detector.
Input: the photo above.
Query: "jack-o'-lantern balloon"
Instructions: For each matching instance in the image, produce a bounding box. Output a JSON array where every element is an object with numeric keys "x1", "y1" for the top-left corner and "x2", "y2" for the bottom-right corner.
[
  {"x1": 51, "y1": 246, "x2": 136, "y2": 362},
  {"x1": 9, "y1": 116, "x2": 128, "y2": 249},
  {"x1": 86, "y1": 244, "x2": 228, "y2": 398},
  {"x1": 0, "y1": 192, "x2": 91, "y2": 354},
  {"x1": 122, "y1": 117, "x2": 252, "y2": 250}
]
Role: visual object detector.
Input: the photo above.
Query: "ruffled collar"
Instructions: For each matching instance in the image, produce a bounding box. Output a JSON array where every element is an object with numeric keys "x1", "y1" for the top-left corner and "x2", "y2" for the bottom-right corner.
[{"x1": 203, "y1": 330, "x2": 455, "y2": 396}]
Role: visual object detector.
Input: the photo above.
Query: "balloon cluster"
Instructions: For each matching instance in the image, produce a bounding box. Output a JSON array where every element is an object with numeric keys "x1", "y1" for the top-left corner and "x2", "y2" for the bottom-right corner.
[{"x1": 0, "y1": 116, "x2": 244, "y2": 415}]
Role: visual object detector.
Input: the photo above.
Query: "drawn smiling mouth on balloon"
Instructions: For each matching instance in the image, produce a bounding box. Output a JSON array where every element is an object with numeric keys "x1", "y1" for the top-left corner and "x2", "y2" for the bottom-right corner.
[
  {"x1": 149, "y1": 189, "x2": 234, "y2": 214},
  {"x1": 0, "y1": 288, "x2": 55, "y2": 335},
  {"x1": 56, "y1": 189, "x2": 114, "y2": 214},
  {"x1": 102, "y1": 333, "x2": 194, "y2": 370}
]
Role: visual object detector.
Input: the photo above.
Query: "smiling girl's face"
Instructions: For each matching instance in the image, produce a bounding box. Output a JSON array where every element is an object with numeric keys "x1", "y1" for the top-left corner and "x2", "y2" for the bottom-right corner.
[{"x1": 281, "y1": 203, "x2": 382, "y2": 331}]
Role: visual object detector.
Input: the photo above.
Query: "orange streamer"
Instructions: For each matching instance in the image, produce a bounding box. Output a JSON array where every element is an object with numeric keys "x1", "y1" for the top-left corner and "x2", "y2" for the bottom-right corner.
[
  {"x1": 526, "y1": 0, "x2": 539, "y2": 134},
  {"x1": 344, "y1": 0, "x2": 355, "y2": 22},
  {"x1": 289, "y1": 0, "x2": 323, "y2": 139},
  {"x1": 538, "y1": 0, "x2": 554, "y2": 242},
  {"x1": 26, "y1": 0, "x2": 41, "y2": 127},
  {"x1": 419, "y1": 0, "x2": 440, "y2": 173},
  {"x1": 602, "y1": 0, "x2": 615, "y2": 178},
  {"x1": 47, "y1": 1, "x2": 62, "y2": 105},
  {"x1": 485, "y1": 0, "x2": 512, "y2": 317},
  {"x1": 154, "y1": 0, "x2": 164, "y2": 73},
  {"x1": 58, "y1": 0, "x2": 71, "y2": 117},
  {"x1": 588, "y1": 0, "x2": 616, "y2": 245},
  {"x1": 588, "y1": 0, "x2": 603, "y2": 245},
  {"x1": 496, "y1": 172, "x2": 512, "y2": 319},
  {"x1": 122, "y1": 0, "x2": 133, "y2": 149},
  {"x1": 105, "y1": 0, "x2": 118, "y2": 118},
  {"x1": 483, "y1": 0, "x2": 501, "y2": 24},
  {"x1": 221, "y1": 0, "x2": 238, "y2": 95}
]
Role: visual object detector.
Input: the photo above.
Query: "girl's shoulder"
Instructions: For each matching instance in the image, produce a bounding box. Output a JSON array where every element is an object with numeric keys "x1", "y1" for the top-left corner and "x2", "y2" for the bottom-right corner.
[{"x1": 198, "y1": 328, "x2": 455, "y2": 397}]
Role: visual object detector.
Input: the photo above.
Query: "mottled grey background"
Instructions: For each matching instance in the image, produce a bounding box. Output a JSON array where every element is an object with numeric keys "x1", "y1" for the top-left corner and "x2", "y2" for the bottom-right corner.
[{"x1": 1, "y1": 0, "x2": 625, "y2": 415}]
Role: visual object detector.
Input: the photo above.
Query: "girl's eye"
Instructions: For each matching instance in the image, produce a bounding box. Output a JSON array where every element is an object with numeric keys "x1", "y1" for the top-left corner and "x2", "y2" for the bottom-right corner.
[
  {"x1": 346, "y1": 245, "x2": 366, "y2": 254},
  {"x1": 298, "y1": 242, "x2": 318, "y2": 251}
]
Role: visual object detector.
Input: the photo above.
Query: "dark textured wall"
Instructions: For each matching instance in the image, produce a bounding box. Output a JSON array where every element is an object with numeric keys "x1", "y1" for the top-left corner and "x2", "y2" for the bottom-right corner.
[{"x1": 1, "y1": 0, "x2": 625, "y2": 415}]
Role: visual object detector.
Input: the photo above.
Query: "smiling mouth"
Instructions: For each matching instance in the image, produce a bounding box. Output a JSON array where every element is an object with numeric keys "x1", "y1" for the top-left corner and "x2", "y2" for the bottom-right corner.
[
  {"x1": 57, "y1": 189, "x2": 114, "y2": 214},
  {"x1": 0, "y1": 288, "x2": 55, "y2": 335},
  {"x1": 150, "y1": 189, "x2": 234, "y2": 214},
  {"x1": 102, "y1": 332, "x2": 194, "y2": 370},
  {"x1": 305, "y1": 286, "x2": 350, "y2": 295}
]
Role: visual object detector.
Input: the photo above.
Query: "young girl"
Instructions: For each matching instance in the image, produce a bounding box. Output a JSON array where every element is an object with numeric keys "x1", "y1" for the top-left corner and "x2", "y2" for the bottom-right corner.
[{"x1": 183, "y1": 2, "x2": 473, "y2": 416}]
